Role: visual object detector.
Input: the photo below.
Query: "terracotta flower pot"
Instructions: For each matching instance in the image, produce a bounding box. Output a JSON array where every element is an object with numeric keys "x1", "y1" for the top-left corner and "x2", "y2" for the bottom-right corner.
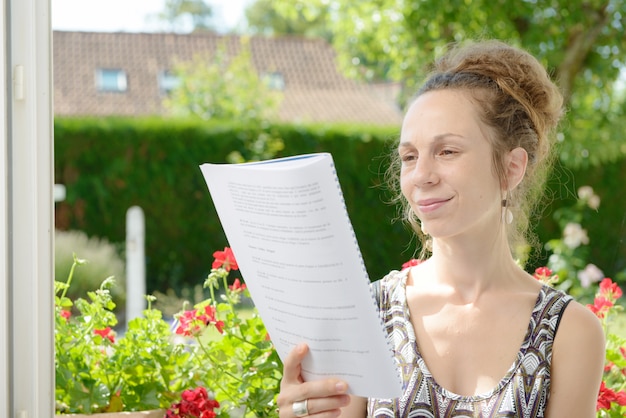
[{"x1": 55, "y1": 410, "x2": 165, "y2": 418}]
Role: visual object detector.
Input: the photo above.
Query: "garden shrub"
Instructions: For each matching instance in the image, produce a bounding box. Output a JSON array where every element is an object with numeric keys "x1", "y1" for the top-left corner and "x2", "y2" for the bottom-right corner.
[{"x1": 54, "y1": 117, "x2": 626, "y2": 294}]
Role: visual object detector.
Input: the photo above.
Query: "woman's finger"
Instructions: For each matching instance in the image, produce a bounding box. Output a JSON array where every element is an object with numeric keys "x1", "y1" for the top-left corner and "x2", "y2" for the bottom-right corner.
[
  {"x1": 303, "y1": 391, "x2": 351, "y2": 416},
  {"x1": 281, "y1": 393, "x2": 350, "y2": 418},
  {"x1": 278, "y1": 379, "x2": 350, "y2": 416},
  {"x1": 278, "y1": 344, "x2": 352, "y2": 418},
  {"x1": 281, "y1": 343, "x2": 309, "y2": 385}
]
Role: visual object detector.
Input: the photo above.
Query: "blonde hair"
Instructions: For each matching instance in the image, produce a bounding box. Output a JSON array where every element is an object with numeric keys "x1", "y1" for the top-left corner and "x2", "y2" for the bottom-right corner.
[{"x1": 388, "y1": 40, "x2": 564, "y2": 259}]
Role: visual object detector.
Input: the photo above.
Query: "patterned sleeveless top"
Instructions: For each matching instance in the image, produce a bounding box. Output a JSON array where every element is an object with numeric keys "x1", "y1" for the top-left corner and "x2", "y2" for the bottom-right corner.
[{"x1": 367, "y1": 269, "x2": 572, "y2": 418}]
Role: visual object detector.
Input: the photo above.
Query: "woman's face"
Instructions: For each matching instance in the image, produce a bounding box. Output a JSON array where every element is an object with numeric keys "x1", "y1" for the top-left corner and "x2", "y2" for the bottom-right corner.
[{"x1": 399, "y1": 89, "x2": 503, "y2": 241}]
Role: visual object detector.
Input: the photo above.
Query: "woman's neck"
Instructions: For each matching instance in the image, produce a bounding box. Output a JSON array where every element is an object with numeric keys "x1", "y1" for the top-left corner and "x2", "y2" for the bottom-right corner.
[{"x1": 424, "y1": 232, "x2": 525, "y2": 302}]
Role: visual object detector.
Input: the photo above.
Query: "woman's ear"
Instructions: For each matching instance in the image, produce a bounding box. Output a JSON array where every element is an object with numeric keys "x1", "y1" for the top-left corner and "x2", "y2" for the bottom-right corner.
[{"x1": 505, "y1": 147, "x2": 528, "y2": 191}]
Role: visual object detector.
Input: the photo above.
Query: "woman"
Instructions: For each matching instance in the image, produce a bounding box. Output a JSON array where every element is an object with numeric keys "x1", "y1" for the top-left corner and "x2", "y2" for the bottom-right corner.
[{"x1": 277, "y1": 40, "x2": 605, "y2": 417}]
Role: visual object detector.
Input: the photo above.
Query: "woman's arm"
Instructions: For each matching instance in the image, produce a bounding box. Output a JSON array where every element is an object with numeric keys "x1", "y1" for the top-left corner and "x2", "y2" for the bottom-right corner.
[{"x1": 545, "y1": 300, "x2": 605, "y2": 417}]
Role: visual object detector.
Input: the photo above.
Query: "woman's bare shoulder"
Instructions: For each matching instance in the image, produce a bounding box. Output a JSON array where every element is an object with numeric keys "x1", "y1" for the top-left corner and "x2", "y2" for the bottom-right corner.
[
  {"x1": 556, "y1": 299, "x2": 605, "y2": 345},
  {"x1": 546, "y1": 298, "x2": 605, "y2": 416}
]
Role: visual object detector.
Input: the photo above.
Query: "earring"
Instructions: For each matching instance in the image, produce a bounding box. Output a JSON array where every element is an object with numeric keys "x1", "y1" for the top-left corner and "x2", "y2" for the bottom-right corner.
[
  {"x1": 502, "y1": 198, "x2": 513, "y2": 224},
  {"x1": 504, "y1": 207, "x2": 513, "y2": 224}
]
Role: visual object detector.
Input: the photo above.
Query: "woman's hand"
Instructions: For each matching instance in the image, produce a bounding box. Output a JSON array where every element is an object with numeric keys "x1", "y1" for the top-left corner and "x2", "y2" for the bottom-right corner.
[{"x1": 277, "y1": 343, "x2": 352, "y2": 417}]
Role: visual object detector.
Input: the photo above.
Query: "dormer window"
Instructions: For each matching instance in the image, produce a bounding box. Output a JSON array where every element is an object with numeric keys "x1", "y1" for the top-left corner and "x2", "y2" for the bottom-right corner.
[
  {"x1": 158, "y1": 70, "x2": 181, "y2": 94},
  {"x1": 96, "y1": 68, "x2": 127, "y2": 92},
  {"x1": 263, "y1": 72, "x2": 285, "y2": 91}
]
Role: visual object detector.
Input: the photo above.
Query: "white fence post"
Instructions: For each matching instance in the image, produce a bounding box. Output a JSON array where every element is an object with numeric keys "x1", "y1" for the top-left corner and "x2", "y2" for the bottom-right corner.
[{"x1": 126, "y1": 206, "x2": 146, "y2": 328}]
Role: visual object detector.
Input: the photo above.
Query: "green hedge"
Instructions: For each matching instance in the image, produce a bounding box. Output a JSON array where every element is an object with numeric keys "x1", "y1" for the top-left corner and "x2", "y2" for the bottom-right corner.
[{"x1": 54, "y1": 117, "x2": 626, "y2": 292}]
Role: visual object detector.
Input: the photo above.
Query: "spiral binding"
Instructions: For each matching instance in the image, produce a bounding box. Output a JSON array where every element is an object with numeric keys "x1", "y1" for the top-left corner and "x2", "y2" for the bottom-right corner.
[{"x1": 328, "y1": 156, "x2": 402, "y2": 393}]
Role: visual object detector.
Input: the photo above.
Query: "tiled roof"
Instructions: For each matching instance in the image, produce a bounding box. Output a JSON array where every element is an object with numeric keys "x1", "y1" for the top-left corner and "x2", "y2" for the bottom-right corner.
[{"x1": 53, "y1": 31, "x2": 403, "y2": 125}]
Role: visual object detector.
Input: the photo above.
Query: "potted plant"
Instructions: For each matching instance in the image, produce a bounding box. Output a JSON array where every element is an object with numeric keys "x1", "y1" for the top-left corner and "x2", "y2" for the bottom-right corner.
[{"x1": 54, "y1": 248, "x2": 281, "y2": 417}]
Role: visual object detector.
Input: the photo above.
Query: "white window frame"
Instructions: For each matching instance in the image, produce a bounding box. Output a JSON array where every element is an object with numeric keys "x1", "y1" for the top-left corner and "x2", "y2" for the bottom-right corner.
[
  {"x1": 0, "y1": 1, "x2": 8, "y2": 413},
  {"x1": 1, "y1": 0, "x2": 54, "y2": 417}
]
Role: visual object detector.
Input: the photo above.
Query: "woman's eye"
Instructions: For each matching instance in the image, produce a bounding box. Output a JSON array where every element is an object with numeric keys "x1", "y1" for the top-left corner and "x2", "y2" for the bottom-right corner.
[
  {"x1": 401, "y1": 154, "x2": 417, "y2": 162},
  {"x1": 440, "y1": 149, "x2": 456, "y2": 156}
]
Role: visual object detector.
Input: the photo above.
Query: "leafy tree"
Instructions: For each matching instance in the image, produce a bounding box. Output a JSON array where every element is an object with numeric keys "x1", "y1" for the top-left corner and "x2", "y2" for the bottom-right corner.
[
  {"x1": 245, "y1": 0, "x2": 333, "y2": 41},
  {"x1": 270, "y1": 0, "x2": 626, "y2": 168},
  {"x1": 158, "y1": 0, "x2": 214, "y2": 32},
  {"x1": 164, "y1": 38, "x2": 282, "y2": 122},
  {"x1": 163, "y1": 37, "x2": 284, "y2": 161}
]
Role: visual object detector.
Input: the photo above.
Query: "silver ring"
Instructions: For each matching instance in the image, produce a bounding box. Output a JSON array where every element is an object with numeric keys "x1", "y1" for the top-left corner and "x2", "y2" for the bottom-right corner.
[{"x1": 292, "y1": 399, "x2": 309, "y2": 417}]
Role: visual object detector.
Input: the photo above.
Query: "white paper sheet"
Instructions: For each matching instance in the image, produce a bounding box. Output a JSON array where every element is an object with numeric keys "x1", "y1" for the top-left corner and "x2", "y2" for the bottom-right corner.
[{"x1": 200, "y1": 153, "x2": 402, "y2": 399}]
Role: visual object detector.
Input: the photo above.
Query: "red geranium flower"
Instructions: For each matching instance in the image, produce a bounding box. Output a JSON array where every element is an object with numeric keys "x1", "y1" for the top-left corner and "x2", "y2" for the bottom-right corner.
[
  {"x1": 597, "y1": 381, "x2": 617, "y2": 411},
  {"x1": 587, "y1": 296, "x2": 614, "y2": 319},
  {"x1": 532, "y1": 267, "x2": 559, "y2": 285},
  {"x1": 597, "y1": 381, "x2": 626, "y2": 411},
  {"x1": 533, "y1": 266, "x2": 552, "y2": 279},
  {"x1": 229, "y1": 278, "x2": 247, "y2": 293},
  {"x1": 401, "y1": 259, "x2": 422, "y2": 270},
  {"x1": 94, "y1": 327, "x2": 115, "y2": 343},
  {"x1": 599, "y1": 278, "x2": 623, "y2": 301},
  {"x1": 175, "y1": 310, "x2": 202, "y2": 337},
  {"x1": 615, "y1": 390, "x2": 626, "y2": 406},
  {"x1": 59, "y1": 310, "x2": 71, "y2": 320},
  {"x1": 212, "y1": 247, "x2": 238, "y2": 271},
  {"x1": 166, "y1": 386, "x2": 219, "y2": 418},
  {"x1": 175, "y1": 306, "x2": 224, "y2": 337},
  {"x1": 198, "y1": 305, "x2": 224, "y2": 334}
]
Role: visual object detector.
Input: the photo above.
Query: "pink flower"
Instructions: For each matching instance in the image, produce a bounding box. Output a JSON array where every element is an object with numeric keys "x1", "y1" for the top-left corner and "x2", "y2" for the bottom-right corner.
[
  {"x1": 577, "y1": 264, "x2": 604, "y2": 288},
  {"x1": 59, "y1": 310, "x2": 71, "y2": 320}
]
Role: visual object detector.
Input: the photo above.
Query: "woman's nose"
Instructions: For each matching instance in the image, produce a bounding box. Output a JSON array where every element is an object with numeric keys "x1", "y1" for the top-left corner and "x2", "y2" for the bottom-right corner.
[{"x1": 411, "y1": 157, "x2": 437, "y2": 186}]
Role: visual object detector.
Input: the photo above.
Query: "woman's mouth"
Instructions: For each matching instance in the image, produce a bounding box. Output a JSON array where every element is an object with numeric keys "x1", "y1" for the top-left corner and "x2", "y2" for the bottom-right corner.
[{"x1": 416, "y1": 197, "x2": 452, "y2": 213}]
